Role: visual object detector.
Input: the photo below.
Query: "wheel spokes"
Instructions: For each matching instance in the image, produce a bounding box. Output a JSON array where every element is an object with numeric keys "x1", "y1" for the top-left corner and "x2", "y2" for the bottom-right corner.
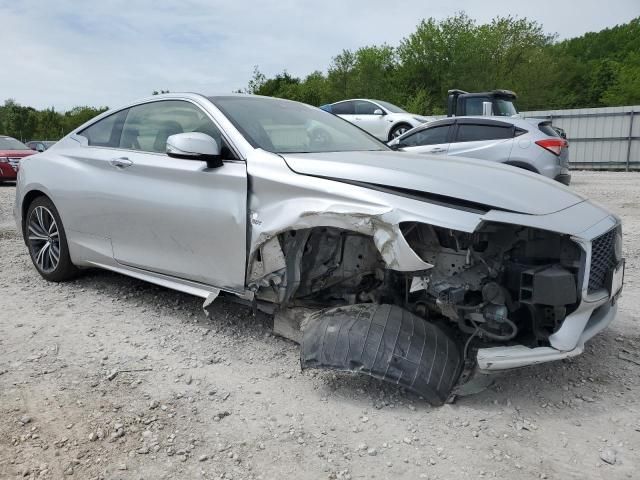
[{"x1": 28, "y1": 206, "x2": 60, "y2": 273}]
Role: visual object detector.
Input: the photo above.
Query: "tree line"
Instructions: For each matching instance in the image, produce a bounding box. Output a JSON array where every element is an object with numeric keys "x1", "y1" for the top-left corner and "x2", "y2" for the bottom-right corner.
[
  {"x1": 0, "y1": 100, "x2": 108, "y2": 142},
  {"x1": 245, "y1": 14, "x2": 640, "y2": 114},
  {"x1": 1, "y1": 13, "x2": 638, "y2": 142}
]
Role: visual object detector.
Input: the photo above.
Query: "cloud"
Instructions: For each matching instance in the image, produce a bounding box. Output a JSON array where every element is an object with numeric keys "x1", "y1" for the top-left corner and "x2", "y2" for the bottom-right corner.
[{"x1": 1, "y1": 0, "x2": 638, "y2": 110}]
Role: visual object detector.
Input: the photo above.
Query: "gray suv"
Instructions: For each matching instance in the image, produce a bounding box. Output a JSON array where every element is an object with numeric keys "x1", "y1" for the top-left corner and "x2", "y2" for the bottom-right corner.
[{"x1": 388, "y1": 116, "x2": 571, "y2": 185}]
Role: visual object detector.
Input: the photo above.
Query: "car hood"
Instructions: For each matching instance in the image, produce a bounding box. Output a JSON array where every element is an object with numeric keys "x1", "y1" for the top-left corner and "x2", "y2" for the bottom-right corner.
[{"x1": 281, "y1": 151, "x2": 586, "y2": 215}]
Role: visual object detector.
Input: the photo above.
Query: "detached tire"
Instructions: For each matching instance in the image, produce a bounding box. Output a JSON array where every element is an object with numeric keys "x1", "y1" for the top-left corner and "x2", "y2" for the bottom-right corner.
[
  {"x1": 25, "y1": 196, "x2": 78, "y2": 282},
  {"x1": 301, "y1": 304, "x2": 463, "y2": 406}
]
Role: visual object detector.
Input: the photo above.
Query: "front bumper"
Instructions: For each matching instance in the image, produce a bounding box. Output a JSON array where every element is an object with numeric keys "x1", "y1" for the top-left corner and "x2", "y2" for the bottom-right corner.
[
  {"x1": 477, "y1": 299, "x2": 617, "y2": 371},
  {"x1": 477, "y1": 217, "x2": 622, "y2": 372},
  {"x1": 0, "y1": 162, "x2": 17, "y2": 180}
]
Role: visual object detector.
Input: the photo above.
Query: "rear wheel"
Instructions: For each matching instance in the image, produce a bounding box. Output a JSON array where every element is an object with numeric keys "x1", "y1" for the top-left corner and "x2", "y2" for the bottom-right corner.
[{"x1": 25, "y1": 196, "x2": 78, "y2": 282}]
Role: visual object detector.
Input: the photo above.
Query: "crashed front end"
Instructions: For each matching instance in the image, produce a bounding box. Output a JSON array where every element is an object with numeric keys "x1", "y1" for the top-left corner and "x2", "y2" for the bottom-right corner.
[
  {"x1": 400, "y1": 219, "x2": 623, "y2": 372},
  {"x1": 243, "y1": 151, "x2": 623, "y2": 401}
]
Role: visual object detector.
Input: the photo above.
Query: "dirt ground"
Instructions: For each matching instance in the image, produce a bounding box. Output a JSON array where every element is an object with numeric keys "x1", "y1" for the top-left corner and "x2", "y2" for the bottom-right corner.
[{"x1": 1, "y1": 171, "x2": 639, "y2": 480}]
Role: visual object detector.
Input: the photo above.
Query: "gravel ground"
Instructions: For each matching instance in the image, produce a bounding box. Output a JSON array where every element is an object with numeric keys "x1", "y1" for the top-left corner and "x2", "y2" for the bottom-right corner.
[{"x1": 1, "y1": 172, "x2": 639, "y2": 480}]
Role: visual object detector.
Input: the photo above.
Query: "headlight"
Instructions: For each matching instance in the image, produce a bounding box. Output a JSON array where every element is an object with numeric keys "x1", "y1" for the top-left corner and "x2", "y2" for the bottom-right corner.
[
  {"x1": 614, "y1": 229, "x2": 623, "y2": 262},
  {"x1": 0, "y1": 157, "x2": 8, "y2": 163}
]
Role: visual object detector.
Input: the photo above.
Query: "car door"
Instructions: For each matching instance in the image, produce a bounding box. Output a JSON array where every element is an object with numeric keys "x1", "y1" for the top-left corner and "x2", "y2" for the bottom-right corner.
[
  {"x1": 352, "y1": 100, "x2": 388, "y2": 139},
  {"x1": 397, "y1": 123, "x2": 452, "y2": 155},
  {"x1": 447, "y1": 120, "x2": 515, "y2": 163},
  {"x1": 73, "y1": 99, "x2": 248, "y2": 291}
]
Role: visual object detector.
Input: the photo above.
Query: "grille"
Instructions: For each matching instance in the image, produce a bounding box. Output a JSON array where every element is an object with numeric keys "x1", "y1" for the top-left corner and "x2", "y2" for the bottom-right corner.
[{"x1": 588, "y1": 228, "x2": 618, "y2": 293}]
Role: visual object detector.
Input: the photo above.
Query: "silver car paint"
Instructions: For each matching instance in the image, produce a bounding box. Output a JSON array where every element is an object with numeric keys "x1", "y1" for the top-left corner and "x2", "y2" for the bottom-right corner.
[
  {"x1": 389, "y1": 116, "x2": 570, "y2": 181},
  {"x1": 281, "y1": 150, "x2": 584, "y2": 215},
  {"x1": 14, "y1": 93, "x2": 619, "y2": 372}
]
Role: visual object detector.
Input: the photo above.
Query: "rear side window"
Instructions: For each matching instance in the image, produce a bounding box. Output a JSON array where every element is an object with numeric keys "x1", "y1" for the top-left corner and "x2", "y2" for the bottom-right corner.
[
  {"x1": 456, "y1": 124, "x2": 513, "y2": 142},
  {"x1": 79, "y1": 109, "x2": 129, "y2": 147},
  {"x1": 331, "y1": 101, "x2": 355, "y2": 115},
  {"x1": 401, "y1": 125, "x2": 450, "y2": 147}
]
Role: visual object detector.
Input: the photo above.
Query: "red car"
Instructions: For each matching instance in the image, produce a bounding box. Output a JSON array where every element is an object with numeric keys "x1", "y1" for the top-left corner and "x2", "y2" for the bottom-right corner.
[{"x1": 0, "y1": 136, "x2": 36, "y2": 182}]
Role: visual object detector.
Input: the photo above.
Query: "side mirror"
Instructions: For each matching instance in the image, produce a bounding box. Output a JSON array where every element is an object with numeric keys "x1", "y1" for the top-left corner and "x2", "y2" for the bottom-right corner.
[
  {"x1": 373, "y1": 108, "x2": 385, "y2": 116},
  {"x1": 166, "y1": 132, "x2": 223, "y2": 168},
  {"x1": 37, "y1": 145, "x2": 45, "y2": 152}
]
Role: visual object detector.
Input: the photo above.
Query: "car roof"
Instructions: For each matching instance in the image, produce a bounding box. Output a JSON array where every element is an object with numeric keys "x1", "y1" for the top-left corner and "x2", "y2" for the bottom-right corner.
[
  {"x1": 330, "y1": 98, "x2": 383, "y2": 105},
  {"x1": 395, "y1": 115, "x2": 537, "y2": 142},
  {"x1": 415, "y1": 116, "x2": 532, "y2": 129}
]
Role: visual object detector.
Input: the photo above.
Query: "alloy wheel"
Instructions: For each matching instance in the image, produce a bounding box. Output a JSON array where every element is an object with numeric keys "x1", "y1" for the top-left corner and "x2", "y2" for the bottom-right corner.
[
  {"x1": 27, "y1": 206, "x2": 60, "y2": 273},
  {"x1": 391, "y1": 126, "x2": 409, "y2": 138}
]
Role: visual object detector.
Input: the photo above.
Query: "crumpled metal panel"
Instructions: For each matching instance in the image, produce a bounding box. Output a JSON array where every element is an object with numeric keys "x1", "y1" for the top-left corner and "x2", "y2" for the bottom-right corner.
[{"x1": 245, "y1": 149, "x2": 486, "y2": 278}]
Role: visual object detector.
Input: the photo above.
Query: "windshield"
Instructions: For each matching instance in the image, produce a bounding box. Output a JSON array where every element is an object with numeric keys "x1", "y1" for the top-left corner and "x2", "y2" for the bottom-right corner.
[
  {"x1": 494, "y1": 98, "x2": 518, "y2": 116},
  {"x1": 211, "y1": 96, "x2": 388, "y2": 154},
  {"x1": 374, "y1": 100, "x2": 407, "y2": 114},
  {"x1": 0, "y1": 137, "x2": 29, "y2": 150}
]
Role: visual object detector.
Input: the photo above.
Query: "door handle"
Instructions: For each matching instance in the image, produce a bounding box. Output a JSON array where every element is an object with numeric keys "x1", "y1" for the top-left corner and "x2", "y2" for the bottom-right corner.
[
  {"x1": 428, "y1": 147, "x2": 446, "y2": 153},
  {"x1": 110, "y1": 157, "x2": 133, "y2": 168}
]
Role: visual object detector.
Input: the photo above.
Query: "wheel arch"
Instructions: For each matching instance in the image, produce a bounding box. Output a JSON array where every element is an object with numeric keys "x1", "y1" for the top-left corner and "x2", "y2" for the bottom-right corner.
[
  {"x1": 21, "y1": 189, "x2": 50, "y2": 240},
  {"x1": 503, "y1": 161, "x2": 539, "y2": 174}
]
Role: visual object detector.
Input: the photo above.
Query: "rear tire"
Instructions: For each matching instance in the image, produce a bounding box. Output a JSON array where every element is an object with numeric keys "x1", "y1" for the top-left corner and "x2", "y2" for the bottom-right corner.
[{"x1": 25, "y1": 196, "x2": 78, "y2": 282}]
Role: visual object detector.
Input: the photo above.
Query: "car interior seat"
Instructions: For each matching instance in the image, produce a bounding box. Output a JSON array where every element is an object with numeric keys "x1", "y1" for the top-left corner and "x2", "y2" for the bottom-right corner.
[{"x1": 153, "y1": 121, "x2": 184, "y2": 153}]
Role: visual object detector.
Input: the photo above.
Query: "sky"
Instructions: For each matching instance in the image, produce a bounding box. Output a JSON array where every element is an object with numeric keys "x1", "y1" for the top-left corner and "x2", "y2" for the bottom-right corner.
[{"x1": 1, "y1": 0, "x2": 639, "y2": 111}]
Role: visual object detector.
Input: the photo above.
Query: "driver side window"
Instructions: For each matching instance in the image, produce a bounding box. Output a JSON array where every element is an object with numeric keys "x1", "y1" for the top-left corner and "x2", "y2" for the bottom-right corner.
[
  {"x1": 354, "y1": 101, "x2": 378, "y2": 115},
  {"x1": 119, "y1": 101, "x2": 235, "y2": 158},
  {"x1": 401, "y1": 125, "x2": 450, "y2": 147}
]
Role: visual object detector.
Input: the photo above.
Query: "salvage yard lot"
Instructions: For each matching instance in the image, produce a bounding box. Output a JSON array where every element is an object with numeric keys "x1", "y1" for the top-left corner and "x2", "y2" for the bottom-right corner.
[{"x1": 1, "y1": 171, "x2": 639, "y2": 480}]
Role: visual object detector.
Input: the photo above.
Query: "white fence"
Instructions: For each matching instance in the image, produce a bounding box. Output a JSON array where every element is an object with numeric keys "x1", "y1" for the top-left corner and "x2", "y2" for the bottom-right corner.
[{"x1": 521, "y1": 105, "x2": 640, "y2": 170}]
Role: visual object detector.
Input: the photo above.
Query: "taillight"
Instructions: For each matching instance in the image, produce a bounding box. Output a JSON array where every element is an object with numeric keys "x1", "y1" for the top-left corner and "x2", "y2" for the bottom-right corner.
[{"x1": 535, "y1": 138, "x2": 567, "y2": 156}]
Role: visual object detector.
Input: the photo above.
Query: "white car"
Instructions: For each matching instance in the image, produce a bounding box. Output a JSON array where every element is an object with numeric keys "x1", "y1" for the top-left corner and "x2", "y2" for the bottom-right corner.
[{"x1": 320, "y1": 99, "x2": 433, "y2": 141}]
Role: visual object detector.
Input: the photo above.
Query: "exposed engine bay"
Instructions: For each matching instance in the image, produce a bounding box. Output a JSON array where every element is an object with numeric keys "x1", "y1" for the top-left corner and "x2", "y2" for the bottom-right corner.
[{"x1": 248, "y1": 222, "x2": 583, "y2": 350}]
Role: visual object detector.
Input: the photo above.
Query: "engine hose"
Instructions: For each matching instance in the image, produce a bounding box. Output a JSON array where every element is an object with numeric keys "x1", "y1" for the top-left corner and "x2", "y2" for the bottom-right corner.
[
  {"x1": 474, "y1": 317, "x2": 518, "y2": 341},
  {"x1": 458, "y1": 316, "x2": 519, "y2": 341}
]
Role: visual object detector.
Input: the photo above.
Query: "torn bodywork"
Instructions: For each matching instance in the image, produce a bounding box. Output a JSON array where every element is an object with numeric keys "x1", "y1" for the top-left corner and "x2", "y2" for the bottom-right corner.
[
  {"x1": 245, "y1": 192, "x2": 620, "y2": 402},
  {"x1": 233, "y1": 150, "x2": 622, "y2": 404}
]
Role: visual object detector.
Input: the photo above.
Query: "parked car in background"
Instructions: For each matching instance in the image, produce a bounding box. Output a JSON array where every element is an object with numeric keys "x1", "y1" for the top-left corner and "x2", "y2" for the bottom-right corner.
[
  {"x1": 13, "y1": 93, "x2": 623, "y2": 404},
  {"x1": 26, "y1": 140, "x2": 57, "y2": 152},
  {"x1": 388, "y1": 116, "x2": 571, "y2": 185},
  {"x1": 320, "y1": 99, "x2": 434, "y2": 141},
  {"x1": 0, "y1": 135, "x2": 36, "y2": 183}
]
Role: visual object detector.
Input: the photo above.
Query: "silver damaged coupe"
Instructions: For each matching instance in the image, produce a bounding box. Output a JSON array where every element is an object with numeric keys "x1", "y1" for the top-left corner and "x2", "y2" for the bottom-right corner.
[{"x1": 14, "y1": 94, "x2": 624, "y2": 405}]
